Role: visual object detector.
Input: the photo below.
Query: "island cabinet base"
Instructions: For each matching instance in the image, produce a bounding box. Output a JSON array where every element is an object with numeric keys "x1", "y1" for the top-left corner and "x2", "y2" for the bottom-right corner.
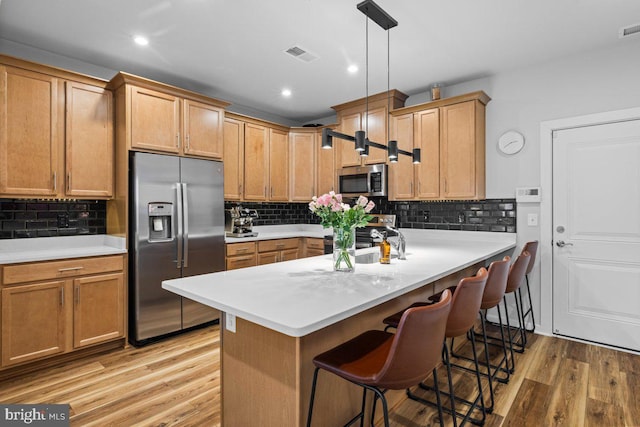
[{"x1": 220, "y1": 263, "x2": 482, "y2": 427}]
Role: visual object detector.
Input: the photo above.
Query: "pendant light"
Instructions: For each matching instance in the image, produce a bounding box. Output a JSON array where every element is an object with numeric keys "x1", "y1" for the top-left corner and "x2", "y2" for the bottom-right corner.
[{"x1": 321, "y1": 0, "x2": 420, "y2": 164}]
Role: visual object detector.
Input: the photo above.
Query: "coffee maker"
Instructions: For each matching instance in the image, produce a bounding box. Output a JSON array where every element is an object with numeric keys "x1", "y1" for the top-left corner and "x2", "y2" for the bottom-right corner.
[{"x1": 225, "y1": 205, "x2": 259, "y2": 237}]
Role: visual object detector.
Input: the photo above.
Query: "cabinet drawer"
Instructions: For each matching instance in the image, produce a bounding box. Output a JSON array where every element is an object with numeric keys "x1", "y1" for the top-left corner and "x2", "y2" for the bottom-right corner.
[
  {"x1": 2, "y1": 255, "x2": 124, "y2": 286},
  {"x1": 258, "y1": 238, "x2": 299, "y2": 253},
  {"x1": 226, "y1": 254, "x2": 257, "y2": 270},
  {"x1": 226, "y1": 242, "x2": 256, "y2": 257},
  {"x1": 306, "y1": 238, "x2": 325, "y2": 250}
]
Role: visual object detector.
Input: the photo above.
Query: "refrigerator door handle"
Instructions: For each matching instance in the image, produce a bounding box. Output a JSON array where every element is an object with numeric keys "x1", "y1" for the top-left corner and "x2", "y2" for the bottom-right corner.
[
  {"x1": 182, "y1": 182, "x2": 189, "y2": 268},
  {"x1": 176, "y1": 182, "x2": 183, "y2": 269}
]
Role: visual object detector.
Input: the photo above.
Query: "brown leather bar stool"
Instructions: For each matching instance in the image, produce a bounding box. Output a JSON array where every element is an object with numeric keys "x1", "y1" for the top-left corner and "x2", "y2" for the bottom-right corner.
[
  {"x1": 446, "y1": 256, "x2": 511, "y2": 413},
  {"x1": 306, "y1": 290, "x2": 453, "y2": 427},
  {"x1": 519, "y1": 241, "x2": 539, "y2": 334},
  {"x1": 382, "y1": 268, "x2": 488, "y2": 427}
]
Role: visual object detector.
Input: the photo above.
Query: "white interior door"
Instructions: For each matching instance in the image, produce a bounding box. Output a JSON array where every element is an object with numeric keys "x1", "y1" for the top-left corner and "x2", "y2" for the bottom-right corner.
[{"x1": 552, "y1": 119, "x2": 640, "y2": 351}]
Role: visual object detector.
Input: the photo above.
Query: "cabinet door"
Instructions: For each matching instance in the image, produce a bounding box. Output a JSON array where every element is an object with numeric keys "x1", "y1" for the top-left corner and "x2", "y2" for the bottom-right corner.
[
  {"x1": 130, "y1": 86, "x2": 180, "y2": 153},
  {"x1": 0, "y1": 66, "x2": 60, "y2": 197},
  {"x1": 440, "y1": 101, "x2": 477, "y2": 199},
  {"x1": 337, "y1": 112, "x2": 362, "y2": 168},
  {"x1": 73, "y1": 272, "x2": 124, "y2": 348},
  {"x1": 415, "y1": 109, "x2": 440, "y2": 199},
  {"x1": 363, "y1": 106, "x2": 388, "y2": 165},
  {"x1": 257, "y1": 251, "x2": 279, "y2": 265},
  {"x1": 389, "y1": 113, "x2": 415, "y2": 200},
  {"x1": 1, "y1": 281, "x2": 67, "y2": 366},
  {"x1": 243, "y1": 123, "x2": 269, "y2": 200},
  {"x1": 316, "y1": 129, "x2": 335, "y2": 195},
  {"x1": 183, "y1": 99, "x2": 223, "y2": 159},
  {"x1": 226, "y1": 255, "x2": 257, "y2": 270},
  {"x1": 223, "y1": 118, "x2": 244, "y2": 200},
  {"x1": 281, "y1": 248, "x2": 299, "y2": 262},
  {"x1": 269, "y1": 128, "x2": 289, "y2": 201},
  {"x1": 289, "y1": 131, "x2": 315, "y2": 201},
  {"x1": 65, "y1": 82, "x2": 114, "y2": 198}
]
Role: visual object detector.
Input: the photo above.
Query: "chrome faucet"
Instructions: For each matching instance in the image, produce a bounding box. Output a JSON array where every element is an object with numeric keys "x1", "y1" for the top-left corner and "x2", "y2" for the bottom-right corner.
[
  {"x1": 386, "y1": 226, "x2": 406, "y2": 260},
  {"x1": 370, "y1": 227, "x2": 406, "y2": 260}
]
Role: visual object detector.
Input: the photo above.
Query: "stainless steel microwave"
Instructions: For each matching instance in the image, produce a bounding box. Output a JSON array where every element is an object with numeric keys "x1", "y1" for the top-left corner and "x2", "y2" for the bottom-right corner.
[{"x1": 338, "y1": 164, "x2": 387, "y2": 197}]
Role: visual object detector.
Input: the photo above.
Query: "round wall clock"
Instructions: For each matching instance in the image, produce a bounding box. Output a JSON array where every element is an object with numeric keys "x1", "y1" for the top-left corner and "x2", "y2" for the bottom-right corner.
[{"x1": 497, "y1": 130, "x2": 525, "y2": 155}]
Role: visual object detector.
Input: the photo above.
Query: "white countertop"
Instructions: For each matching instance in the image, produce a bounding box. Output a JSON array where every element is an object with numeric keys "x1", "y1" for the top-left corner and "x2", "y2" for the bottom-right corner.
[
  {"x1": 0, "y1": 235, "x2": 127, "y2": 264},
  {"x1": 224, "y1": 224, "x2": 330, "y2": 243},
  {"x1": 164, "y1": 229, "x2": 516, "y2": 337}
]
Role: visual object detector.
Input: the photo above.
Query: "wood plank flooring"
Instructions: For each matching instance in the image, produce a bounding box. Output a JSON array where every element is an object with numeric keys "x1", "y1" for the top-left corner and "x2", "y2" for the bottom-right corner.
[{"x1": 0, "y1": 324, "x2": 638, "y2": 426}]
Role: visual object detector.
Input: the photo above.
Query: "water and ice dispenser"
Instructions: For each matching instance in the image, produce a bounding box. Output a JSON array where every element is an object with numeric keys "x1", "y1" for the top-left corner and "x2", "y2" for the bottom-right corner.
[{"x1": 148, "y1": 202, "x2": 173, "y2": 242}]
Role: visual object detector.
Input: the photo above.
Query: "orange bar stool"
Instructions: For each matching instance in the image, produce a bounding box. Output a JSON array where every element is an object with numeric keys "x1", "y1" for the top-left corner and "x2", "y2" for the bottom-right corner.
[
  {"x1": 306, "y1": 291, "x2": 453, "y2": 427},
  {"x1": 519, "y1": 241, "x2": 539, "y2": 334},
  {"x1": 382, "y1": 268, "x2": 489, "y2": 427}
]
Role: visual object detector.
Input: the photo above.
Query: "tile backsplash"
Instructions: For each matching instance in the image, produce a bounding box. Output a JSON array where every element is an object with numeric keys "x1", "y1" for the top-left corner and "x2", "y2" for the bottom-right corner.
[
  {"x1": 0, "y1": 199, "x2": 106, "y2": 239},
  {"x1": 225, "y1": 198, "x2": 516, "y2": 232}
]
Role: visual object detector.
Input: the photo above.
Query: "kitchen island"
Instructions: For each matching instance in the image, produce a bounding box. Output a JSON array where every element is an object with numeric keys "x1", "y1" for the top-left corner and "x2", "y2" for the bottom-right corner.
[{"x1": 163, "y1": 229, "x2": 516, "y2": 426}]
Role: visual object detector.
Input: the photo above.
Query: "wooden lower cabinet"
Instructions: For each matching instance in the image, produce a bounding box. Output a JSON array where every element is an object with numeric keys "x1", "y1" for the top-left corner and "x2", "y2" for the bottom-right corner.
[
  {"x1": 257, "y1": 239, "x2": 299, "y2": 266},
  {"x1": 304, "y1": 237, "x2": 325, "y2": 257},
  {"x1": 0, "y1": 255, "x2": 125, "y2": 369},
  {"x1": 226, "y1": 241, "x2": 257, "y2": 270}
]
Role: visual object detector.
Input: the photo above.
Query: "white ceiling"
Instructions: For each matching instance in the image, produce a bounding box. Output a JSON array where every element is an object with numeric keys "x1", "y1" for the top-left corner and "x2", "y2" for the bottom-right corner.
[{"x1": 1, "y1": 0, "x2": 639, "y2": 124}]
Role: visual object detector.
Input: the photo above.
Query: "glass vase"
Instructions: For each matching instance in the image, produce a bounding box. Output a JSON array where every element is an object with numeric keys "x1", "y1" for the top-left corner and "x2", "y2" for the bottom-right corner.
[{"x1": 333, "y1": 227, "x2": 356, "y2": 272}]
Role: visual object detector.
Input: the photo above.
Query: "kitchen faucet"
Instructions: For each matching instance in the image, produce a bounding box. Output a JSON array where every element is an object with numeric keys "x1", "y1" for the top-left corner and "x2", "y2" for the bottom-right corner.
[{"x1": 370, "y1": 227, "x2": 406, "y2": 260}]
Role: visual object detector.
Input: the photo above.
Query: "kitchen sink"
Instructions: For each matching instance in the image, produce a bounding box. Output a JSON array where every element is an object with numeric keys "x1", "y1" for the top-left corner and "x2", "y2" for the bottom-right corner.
[{"x1": 355, "y1": 251, "x2": 398, "y2": 264}]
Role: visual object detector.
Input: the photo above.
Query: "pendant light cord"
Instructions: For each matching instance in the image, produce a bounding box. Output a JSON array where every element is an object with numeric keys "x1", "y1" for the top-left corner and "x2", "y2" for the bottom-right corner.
[
  {"x1": 387, "y1": 28, "x2": 390, "y2": 144},
  {"x1": 365, "y1": 15, "x2": 369, "y2": 137}
]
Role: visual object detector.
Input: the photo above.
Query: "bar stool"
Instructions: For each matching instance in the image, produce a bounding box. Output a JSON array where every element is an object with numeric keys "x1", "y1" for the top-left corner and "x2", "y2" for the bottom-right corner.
[
  {"x1": 519, "y1": 241, "x2": 539, "y2": 334},
  {"x1": 382, "y1": 268, "x2": 488, "y2": 427},
  {"x1": 306, "y1": 290, "x2": 453, "y2": 427},
  {"x1": 446, "y1": 256, "x2": 511, "y2": 413}
]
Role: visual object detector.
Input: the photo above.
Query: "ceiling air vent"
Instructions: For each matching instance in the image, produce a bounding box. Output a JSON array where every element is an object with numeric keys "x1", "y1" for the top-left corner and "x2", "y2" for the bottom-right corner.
[
  {"x1": 284, "y1": 45, "x2": 319, "y2": 63},
  {"x1": 619, "y1": 23, "x2": 640, "y2": 38}
]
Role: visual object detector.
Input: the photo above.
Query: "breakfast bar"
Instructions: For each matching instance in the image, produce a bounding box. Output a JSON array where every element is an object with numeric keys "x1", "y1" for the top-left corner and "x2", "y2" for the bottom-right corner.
[{"x1": 163, "y1": 230, "x2": 516, "y2": 426}]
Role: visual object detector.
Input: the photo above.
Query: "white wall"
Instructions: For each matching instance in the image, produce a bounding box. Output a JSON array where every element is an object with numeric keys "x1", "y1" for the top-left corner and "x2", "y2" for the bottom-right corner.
[{"x1": 435, "y1": 40, "x2": 640, "y2": 331}]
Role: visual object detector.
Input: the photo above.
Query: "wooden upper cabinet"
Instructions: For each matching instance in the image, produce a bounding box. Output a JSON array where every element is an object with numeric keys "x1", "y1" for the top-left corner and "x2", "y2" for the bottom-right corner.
[
  {"x1": 0, "y1": 57, "x2": 115, "y2": 200},
  {"x1": 223, "y1": 117, "x2": 244, "y2": 201},
  {"x1": 337, "y1": 112, "x2": 362, "y2": 168},
  {"x1": 332, "y1": 90, "x2": 408, "y2": 169},
  {"x1": 289, "y1": 130, "x2": 315, "y2": 201},
  {"x1": 363, "y1": 107, "x2": 388, "y2": 165},
  {"x1": 389, "y1": 91, "x2": 489, "y2": 201},
  {"x1": 316, "y1": 127, "x2": 336, "y2": 196},
  {"x1": 0, "y1": 65, "x2": 60, "y2": 197},
  {"x1": 66, "y1": 82, "x2": 114, "y2": 198},
  {"x1": 415, "y1": 109, "x2": 440, "y2": 199},
  {"x1": 269, "y1": 128, "x2": 289, "y2": 201},
  {"x1": 183, "y1": 99, "x2": 223, "y2": 159},
  {"x1": 109, "y1": 72, "x2": 230, "y2": 160},
  {"x1": 243, "y1": 123, "x2": 269, "y2": 201},
  {"x1": 389, "y1": 113, "x2": 414, "y2": 200},
  {"x1": 440, "y1": 100, "x2": 485, "y2": 199},
  {"x1": 130, "y1": 86, "x2": 181, "y2": 154}
]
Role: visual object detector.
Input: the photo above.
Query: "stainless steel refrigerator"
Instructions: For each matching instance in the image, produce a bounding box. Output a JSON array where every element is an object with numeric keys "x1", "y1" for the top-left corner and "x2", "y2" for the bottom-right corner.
[{"x1": 129, "y1": 151, "x2": 224, "y2": 346}]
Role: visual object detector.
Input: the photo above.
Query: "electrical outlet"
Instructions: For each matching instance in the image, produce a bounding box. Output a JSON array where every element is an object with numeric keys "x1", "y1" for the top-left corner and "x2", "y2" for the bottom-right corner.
[
  {"x1": 527, "y1": 213, "x2": 538, "y2": 227},
  {"x1": 225, "y1": 313, "x2": 236, "y2": 333}
]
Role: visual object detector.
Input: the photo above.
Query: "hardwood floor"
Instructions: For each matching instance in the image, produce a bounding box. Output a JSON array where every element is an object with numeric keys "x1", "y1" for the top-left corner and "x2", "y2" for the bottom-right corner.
[{"x1": 0, "y1": 324, "x2": 638, "y2": 426}]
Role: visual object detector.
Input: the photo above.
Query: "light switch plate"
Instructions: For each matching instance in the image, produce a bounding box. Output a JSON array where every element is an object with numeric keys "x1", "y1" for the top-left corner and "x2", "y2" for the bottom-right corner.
[
  {"x1": 527, "y1": 213, "x2": 538, "y2": 227},
  {"x1": 225, "y1": 313, "x2": 236, "y2": 333}
]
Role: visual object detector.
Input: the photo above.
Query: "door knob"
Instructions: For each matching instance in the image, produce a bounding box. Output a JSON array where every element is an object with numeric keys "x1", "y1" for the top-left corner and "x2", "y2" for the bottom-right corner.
[{"x1": 556, "y1": 240, "x2": 573, "y2": 247}]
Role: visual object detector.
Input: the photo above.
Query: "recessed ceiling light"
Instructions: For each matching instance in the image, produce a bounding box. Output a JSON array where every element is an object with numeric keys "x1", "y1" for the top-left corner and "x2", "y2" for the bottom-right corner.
[
  {"x1": 348, "y1": 65, "x2": 358, "y2": 74},
  {"x1": 281, "y1": 89, "x2": 292, "y2": 97},
  {"x1": 133, "y1": 35, "x2": 149, "y2": 46}
]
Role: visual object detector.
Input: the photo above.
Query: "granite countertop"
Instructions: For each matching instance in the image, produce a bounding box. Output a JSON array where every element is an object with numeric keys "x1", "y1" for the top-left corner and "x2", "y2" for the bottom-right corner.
[
  {"x1": 0, "y1": 235, "x2": 127, "y2": 264},
  {"x1": 164, "y1": 229, "x2": 516, "y2": 337}
]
